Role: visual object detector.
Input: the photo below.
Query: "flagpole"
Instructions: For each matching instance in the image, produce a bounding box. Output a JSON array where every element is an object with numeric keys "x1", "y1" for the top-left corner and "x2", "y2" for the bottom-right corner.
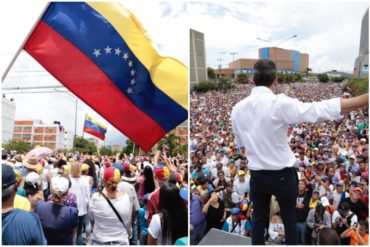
[{"x1": 2, "y1": 2, "x2": 51, "y2": 82}]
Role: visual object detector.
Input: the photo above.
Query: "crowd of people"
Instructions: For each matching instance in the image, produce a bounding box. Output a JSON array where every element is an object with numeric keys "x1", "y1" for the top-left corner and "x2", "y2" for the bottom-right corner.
[
  {"x1": 2, "y1": 148, "x2": 188, "y2": 245},
  {"x1": 190, "y1": 82, "x2": 368, "y2": 245}
]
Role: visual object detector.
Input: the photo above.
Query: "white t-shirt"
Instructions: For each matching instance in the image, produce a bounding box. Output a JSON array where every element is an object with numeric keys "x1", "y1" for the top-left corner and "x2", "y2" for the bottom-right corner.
[
  {"x1": 233, "y1": 176, "x2": 251, "y2": 198},
  {"x1": 69, "y1": 177, "x2": 90, "y2": 216},
  {"x1": 332, "y1": 190, "x2": 349, "y2": 210},
  {"x1": 332, "y1": 210, "x2": 358, "y2": 226},
  {"x1": 117, "y1": 181, "x2": 140, "y2": 211},
  {"x1": 148, "y1": 213, "x2": 172, "y2": 245},
  {"x1": 89, "y1": 192, "x2": 132, "y2": 244}
]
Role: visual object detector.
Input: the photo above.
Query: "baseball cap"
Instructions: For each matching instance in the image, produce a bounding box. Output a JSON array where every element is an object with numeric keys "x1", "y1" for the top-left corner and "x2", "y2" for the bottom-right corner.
[
  {"x1": 2, "y1": 164, "x2": 17, "y2": 188},
  {"x1": 353, "y1": 187, "x2": 363, "y2": 194},
  {"x1": 51, "y1": 176, "x2": 70, "y2": 195},
  {"x1": 81, "y1": 163, "x2": 89, "y2": 172},
  {"x1": 231, "y1": 207, "x2": 241, "y2": 215},
  {"x1": 25, "y1": 172, "x2": 41, "y2": 188},
  {"x1": 349, "y1": 154, "x2": 356, "y2": 160},
  {"x1": 154, "y1": 165, "x2": 170, "y2": 181},
  {"x1": 336, "y1": 180, "x2": 344, "y2": 186},
  {"x1": 238, "y1": 170, "x2": 245, "y2": 176},
  {"x1": 320, "y1": 196, "x2": 330, "y2": 207},
  {"x1": 180, "y1": 188, "x2": 188, "y2": 201},
  {"x1": 104, "y1": 167, "x2": 121, "y2": 183}
]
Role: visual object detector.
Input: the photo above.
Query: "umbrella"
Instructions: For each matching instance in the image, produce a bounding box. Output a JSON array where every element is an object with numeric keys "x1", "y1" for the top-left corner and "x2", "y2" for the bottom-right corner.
[{"x1": 25, "y1": 147, "x2": 53, "y2": 160}]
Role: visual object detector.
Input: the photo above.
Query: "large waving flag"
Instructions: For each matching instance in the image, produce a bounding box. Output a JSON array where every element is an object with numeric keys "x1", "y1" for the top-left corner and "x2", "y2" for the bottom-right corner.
[
  {"x1": 23, "y1": 2, "x2": 188, "y2": 151},
  {"x1": 83, "y1": 114, "x2": 107, "y2": 140}
]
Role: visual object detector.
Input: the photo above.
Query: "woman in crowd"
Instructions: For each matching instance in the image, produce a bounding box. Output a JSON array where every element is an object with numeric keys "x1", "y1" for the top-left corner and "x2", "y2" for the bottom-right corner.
[
  {"x1": 306, "y1": 203, "x2": 332, "y2": 244},
  {"x1": 203, "y1": 191, "x2": 226, "y2": 233},
  {"x1": 69, "y1": 161, "x2": 90, "y2": 245},
  {"x1": 137, "y1": 166, "x2": 156, "y2": 205},
  {"x1": 35, "y1": 175, "x2": 78, "y2": 245},
  {"x1": 148, "y1": 182, "x2": 187, "y2": 245},
  {"x1": 89, "y1": 167, "x2": 132, "y2": 245},
  {"x1": 24, "y1": 172, "x2": 44, "y2": 212}
]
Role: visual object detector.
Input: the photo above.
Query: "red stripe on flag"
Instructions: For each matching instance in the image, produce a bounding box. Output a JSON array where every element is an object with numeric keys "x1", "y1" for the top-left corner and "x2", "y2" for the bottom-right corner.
[
  {"x1": 24, "y1": 21, "x2": 166, "y2": 151},
  {"x1": 83, "y1": 126, "x2": 105, "y2": 140}
]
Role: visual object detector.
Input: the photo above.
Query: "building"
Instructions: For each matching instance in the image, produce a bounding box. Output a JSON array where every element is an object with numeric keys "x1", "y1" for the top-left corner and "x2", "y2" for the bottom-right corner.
[
  {"x1": 259, "y1": 47, "x2": 309, "y2": 73},
  {"x1": 168, "y1": 121, "x2": 188, "y2": 145},
  {"x1": 190, "y1": 29, "x2": 208, "y2": 86},
  {"x1": 353, "y1": 9, "x2": 369, "y2": 79},
  {"x1": 214, "y1": 68, "x2": 235, "y2": 79},
  {"x1": 2, "y1": 95, "x2": 16, "y2": 144},
  {"x1": 13, "y1": 120, "x2": 73, "y2": 151},
  {"x1": 216, "y1": 47, "x2": 309, "y2": 78},
  {"x1": 229, "y1": 59, "x2": 260, "y2": 76}
]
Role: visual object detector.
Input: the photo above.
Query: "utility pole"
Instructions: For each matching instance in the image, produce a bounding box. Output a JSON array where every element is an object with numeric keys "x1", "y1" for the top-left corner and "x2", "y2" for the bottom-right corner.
[
  {"x1": 230, "y1": 52, "x2": 238, "y2": 63},
  {"x1": 217, "y1": 52, "x2": 227, "y2": 78}
]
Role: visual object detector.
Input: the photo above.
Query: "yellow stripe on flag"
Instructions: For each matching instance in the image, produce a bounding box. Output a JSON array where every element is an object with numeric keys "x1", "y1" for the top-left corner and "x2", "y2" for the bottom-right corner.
[
  {"x1": 85, "y1": 114, "x2": 107, "y2": 130},
  {"x1": 87, "y1": 2, "x2": 188, "y2": 111}
]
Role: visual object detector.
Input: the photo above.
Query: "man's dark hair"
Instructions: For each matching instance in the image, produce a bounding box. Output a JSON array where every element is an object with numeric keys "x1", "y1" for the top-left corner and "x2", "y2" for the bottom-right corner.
[
  {"x1": 317, "y1": 227, "x2": 340, "y2": 245},
  {"x1": 2, "y1": 153, "x2": 8, "y2": 160},
  {"x1": 253, "y1": 60, "x2": 277, "y2": 86}
]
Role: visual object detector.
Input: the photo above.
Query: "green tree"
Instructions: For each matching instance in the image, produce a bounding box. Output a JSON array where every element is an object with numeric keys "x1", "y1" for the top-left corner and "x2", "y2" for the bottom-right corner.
[
  {"x1": 317, "y1": 73, "x2": 329, "y2": 83},
  {"x1": 331, "y1": 76, "x2": 346, "y2": 83},
  {"x1": 158, "y1": 133, "x2": 180, "y2": 156},
  {"x1": 192, "y1": 80, "x2": 216, "y2": 92},
  {"x1": 74, "y1": 137, "x2": 97, "y2": 154},
  {"x1": 294, "y1": 73, "x2": 303, "y2": 82},
  {"x1": 345, "y1": 78, "x2": 369, "y2": 96},
  {"x1": 277, "y1": 72, "x2": 285, "y2": 83},
  {"x1": 100, "y1": 146, "x2": 113, "y2": 156},
  {"x1": 217, "y1": 77, "x2": 233, "y2": 90},
  {"x1": 2, "y1": 139, "x2": 31, "y2": 154},
  {"x1": 122, "y1": 139, "x2": 146, "y2": 156},
  {"x1": 172, "y1": 144, "x2": 188, "y2": 157},
  {"x1": 236, "y1": 73, "x2": 249, "y2": 84},
  {"x1": 207, "y1": 67, "x2": 216, "y2": 81}
]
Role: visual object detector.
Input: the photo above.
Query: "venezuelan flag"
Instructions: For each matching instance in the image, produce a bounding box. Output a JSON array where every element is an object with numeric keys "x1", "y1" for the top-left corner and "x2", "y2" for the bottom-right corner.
[
  {"x1": 83, "y1": 115, "x2": 107, "y2": 140},
  {"x1": 23, "y1": 2, "x2": 188, "y2": 151}
]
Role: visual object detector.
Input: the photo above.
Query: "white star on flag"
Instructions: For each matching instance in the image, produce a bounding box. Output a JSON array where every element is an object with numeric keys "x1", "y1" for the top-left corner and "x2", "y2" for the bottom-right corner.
[
  {"x1": 130, "y1": 69, "x2": 136, "y2": 76},
  {"x1": 127, "y1": 87, "x2": 133, "y2": 94},
  {"x1": 115, "y1": 47, "x2": 121, "y2": 55},
  {"x1": 93, "y1": 49, "x2": 101, "y2": 57},
  {"x1": 128, "y1": 60, "x2": 133, "y2": 67},
  {"x1": 104, "y1": 46, "x2": 112, "y2": 54},
  {"x1": 130, "y1": 78, "x2": 136, "y2": 85},
  {"x1": 123, "y1": 53, "x2": 129, "y2": 60}
]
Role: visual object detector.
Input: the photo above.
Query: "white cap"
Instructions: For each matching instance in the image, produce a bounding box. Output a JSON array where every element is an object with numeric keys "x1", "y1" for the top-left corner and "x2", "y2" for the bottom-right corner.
[
  {"x1": 320, "y1": 196, "x2": 330, "y2": 207},
  {"x1": 350, "y1": 154, "x2": 356, "y2": 160},
  {"x1": 51, "y1": 176, "x2": 69, "y2": 195},
  {"x1": 25, "y1": 172, "x2": 41, "y2": 188}
]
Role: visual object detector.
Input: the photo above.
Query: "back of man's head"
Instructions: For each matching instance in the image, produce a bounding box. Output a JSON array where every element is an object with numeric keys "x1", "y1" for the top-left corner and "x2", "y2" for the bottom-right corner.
[{"x1": 253, "y1": 60, "x2": 277, "y2": 87}]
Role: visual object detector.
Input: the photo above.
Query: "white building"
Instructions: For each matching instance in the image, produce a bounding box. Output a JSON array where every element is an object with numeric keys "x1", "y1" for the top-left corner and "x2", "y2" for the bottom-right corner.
[
  {"x1": 2, "y1": 95, "x2": 16, "y2": 143},
  {"x1": 13, "y1": 120, "x2": 73, "y2": 151}
]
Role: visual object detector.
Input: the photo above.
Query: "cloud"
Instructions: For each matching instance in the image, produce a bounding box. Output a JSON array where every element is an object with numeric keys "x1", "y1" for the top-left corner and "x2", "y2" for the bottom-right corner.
[{"x1": 189, "y1": 0, "x2": 368, "y2": 72}]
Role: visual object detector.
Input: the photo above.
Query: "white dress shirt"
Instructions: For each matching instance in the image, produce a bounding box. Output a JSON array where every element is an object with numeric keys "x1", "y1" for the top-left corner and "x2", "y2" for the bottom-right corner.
[{"x1": 231, "y1": 86, "x2": 341, "y2": 171}]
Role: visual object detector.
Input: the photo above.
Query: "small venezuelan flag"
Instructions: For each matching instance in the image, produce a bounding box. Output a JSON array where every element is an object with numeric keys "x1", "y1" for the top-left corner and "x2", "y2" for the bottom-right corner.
[
  {"x1": 83, "y1": 115, "x2": 107, "y2": 140},
  {"x1": 23, "y1": 2, "x2": 188, "y2": 151}
]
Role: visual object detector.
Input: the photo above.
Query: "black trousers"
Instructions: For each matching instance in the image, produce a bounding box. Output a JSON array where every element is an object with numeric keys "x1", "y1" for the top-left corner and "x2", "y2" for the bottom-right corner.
[{"x1": 250, "y1": 167, "x2": 298, "y2": 245}]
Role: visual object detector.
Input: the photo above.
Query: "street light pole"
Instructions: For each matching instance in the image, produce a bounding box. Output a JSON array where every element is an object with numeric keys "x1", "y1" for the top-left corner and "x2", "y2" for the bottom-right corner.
[
  {"x1": 217, "y1": 52, "x2": 227, "y2": 78},
  {"x1": 256, "y1": 34, "x2": 298, "y2": 46}
]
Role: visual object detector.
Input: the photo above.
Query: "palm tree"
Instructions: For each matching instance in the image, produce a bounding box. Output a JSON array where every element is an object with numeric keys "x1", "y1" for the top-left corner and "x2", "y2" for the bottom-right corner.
[{"x1": 158, "y1": 133, "x2": 180, "y2": 156}]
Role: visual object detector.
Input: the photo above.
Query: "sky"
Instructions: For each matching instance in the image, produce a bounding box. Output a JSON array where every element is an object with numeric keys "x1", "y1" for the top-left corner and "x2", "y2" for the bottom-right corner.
[
  {"x1": 0, "y1": 0, "x2": 188, "y2": 147},
  {"x1": 189, "y1": 0, "x2": 369, "y2": 73}
]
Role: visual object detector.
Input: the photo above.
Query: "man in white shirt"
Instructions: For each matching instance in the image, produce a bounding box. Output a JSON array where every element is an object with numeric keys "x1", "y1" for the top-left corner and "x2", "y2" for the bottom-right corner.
[
  {"x1": 231, "y1": 60, "x2": 368, "y2": 245},
  {"x1": 233, "y1": 170, "x2": 250, "y2": 200}
]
